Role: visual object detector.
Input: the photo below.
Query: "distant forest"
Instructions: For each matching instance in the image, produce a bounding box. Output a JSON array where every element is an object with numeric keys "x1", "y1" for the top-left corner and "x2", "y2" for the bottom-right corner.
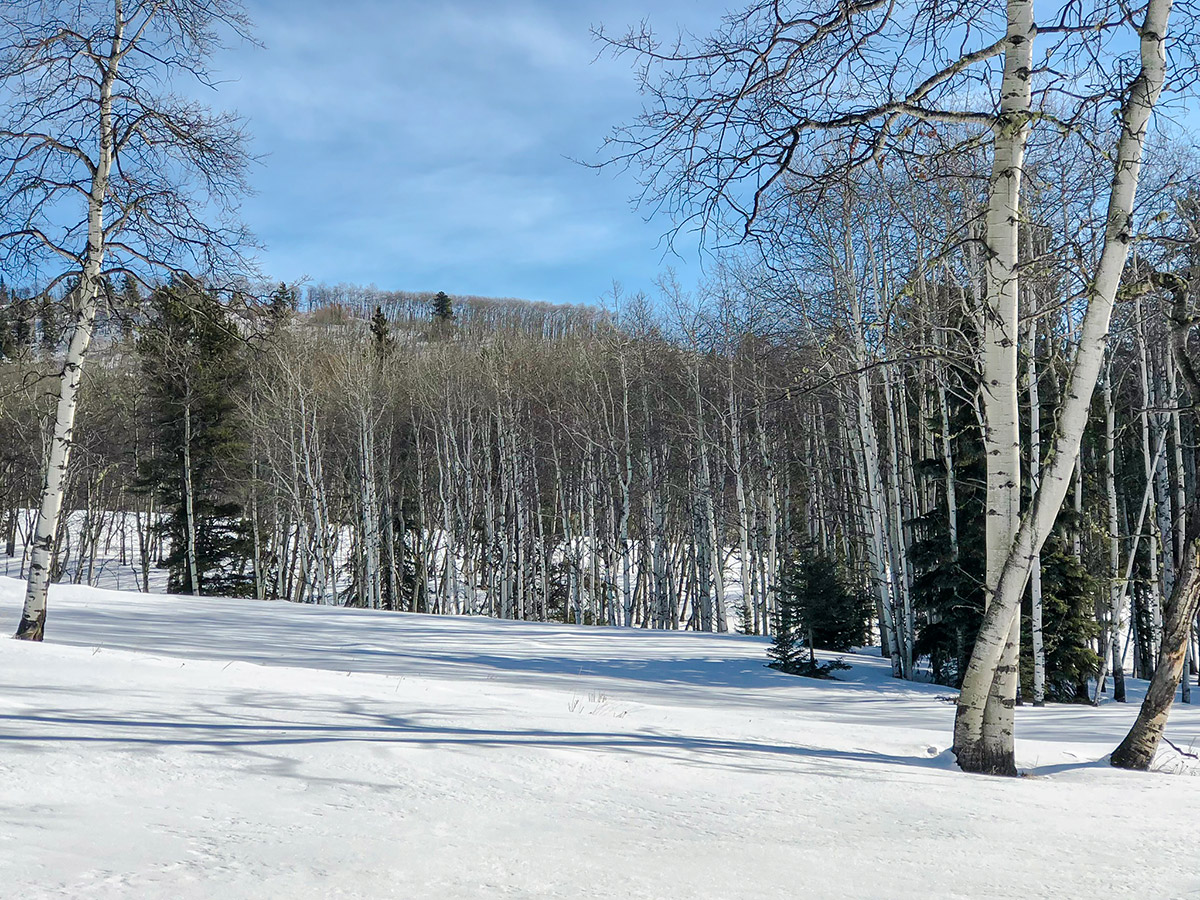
[{"x1": 2, "y1": 206, "x2": 1198, "y2": 713}]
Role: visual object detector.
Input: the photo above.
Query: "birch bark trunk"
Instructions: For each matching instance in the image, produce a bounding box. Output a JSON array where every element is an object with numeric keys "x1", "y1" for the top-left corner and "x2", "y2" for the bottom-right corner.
[
  {"x1": 1111, "y1": 533, "x2": 1200, "y2": 768},
  {"x1": 955, "y1": 0, "x2": 1173, "y2": 773},
  {"x1": 181, "y1": 399, "x2": 200, "y2": 596},
  {"x1": 1105, "y1": 370, "x2": 1127, "y2": 702},
  {"x1": 755, "y1": 388, "x2": 779, "y2": 634},
  {"x1": 882, "y1": 365, "x2": 914, "y2": 676},
  {"x1": 936, "y1": 360, "x2": 959, "y2": 557},
  {"x1": 691, "y1": 360, "x2": 716, "y2": 633},
  {"x1": 1027, "y1": 314, "x2": 1045, "y2": 705},
  {"x1": 16, "y1": 12, "x2": 123, "y2": 639},
  {"x1": 1137, "y1": 299, "x2": 1166, "y2": 659},
  {"x1": 843, "y1": 222, "x2": 905, "y2": 675},
  {"x1": 969, "y1": 0, "x2": 1035, "y2": 770},
  {"x1": 1169, "y1": 361, "x2": 1191, "y2": 703}
]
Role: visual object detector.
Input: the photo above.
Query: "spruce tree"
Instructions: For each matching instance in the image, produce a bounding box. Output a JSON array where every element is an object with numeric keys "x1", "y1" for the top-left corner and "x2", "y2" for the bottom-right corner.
[
  {"x1": 0, "y1": 281, "x2": 14, "y2": 359},
  {"x1": 38, "y1": 294, "x2": 60, "y2": 349},
  {"x1": 780, "y1": 553, "x2": 871, "y2": 652},
  {"x1": 370, "y1": 305, "x2": 393, "y2": 352},
  {"x1": 769, "y1": 552, "x2": 859, "y2": 678},
  {"x1": 268, "y1": 282, "x2": 297, "y2": 329},
  {"x1": 736, "y1": 599, "x2": 755, "y2": 635},
  {"x1": 766, "y1": 597, "x2": 805, "y2": 672},
  {"x1": 911, "y1": 329, "x2": 1102, "y2": 694},
  {"x1": 116, "y1": 275, "x2": 144, "y2": 338},
  {"x1": 432, "y1": 291, "x2": 454, "y2": 323},
  {"x1": 137, "y1": 280, "x2": 253, "y2": 596},
  {"x1": 12, "y1": 293, "x2": 33, "y2": 348},
  {"x1": 910, "y1": 404, "x2": 987, "y2": 687},
  {"x1": 1020, "y1": 532, "x2": 1101, "y2": 702}
]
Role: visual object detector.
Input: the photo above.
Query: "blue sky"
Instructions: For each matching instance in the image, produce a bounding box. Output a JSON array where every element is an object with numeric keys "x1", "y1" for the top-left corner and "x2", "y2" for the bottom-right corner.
[{"x1": 210, "y1": 1, "x2": 732, "y2": 306}]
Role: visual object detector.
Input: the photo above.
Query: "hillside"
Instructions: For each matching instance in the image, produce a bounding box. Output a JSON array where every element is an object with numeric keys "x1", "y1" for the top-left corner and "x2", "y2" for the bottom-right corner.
[{"x1": 1, "y1": 577, "x2": 1198, "y2": 899}]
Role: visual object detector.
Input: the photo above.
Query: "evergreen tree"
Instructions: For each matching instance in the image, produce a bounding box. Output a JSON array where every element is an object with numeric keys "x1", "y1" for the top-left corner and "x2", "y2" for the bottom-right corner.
[
  {"x1": 911, "y1": 336, "x2": 1102, "y2": 694},
  {"x1": 137, "y1": 280, "x2": 253, "y2": 596},
  {"x1": 432, "y1": 291, "x2": 454, "y2": 323},
  {"x1": 736, "y1": 599, "x2": 755, "y2": 635},
  {"x1": 116, "y1": 275, "x2": 144, "y2": 338},
  {"x1": 766, "y1": 596, "x2": 806, "y2": 672},
  {"x1": 779, "y1": 552, "x2": 871, "y2": 652},
  {"x1": 0, "y1": 281, "x2": 14, "y2": 359},
  {"x1": 769, "y1": 551, "x2": 860, "y2": 677},
  {"x1": 1020, "y1": 531, "x2": 1101, "y2": 702},
  {"x1": 910, "y1": 403, "x2": 987, "y2": 687},
  {"x1": 268, "y1": 282, "x2": 297, "y2": 329},
  {"x1": 370, "y1": 305, "x2": 393, "y2": 352},
  {"x1": 38, "y1": 294, "x2": 60, "y2": 349},
  {"x1": 12, "y1": 293, "x2": 33, "y2": 347}
]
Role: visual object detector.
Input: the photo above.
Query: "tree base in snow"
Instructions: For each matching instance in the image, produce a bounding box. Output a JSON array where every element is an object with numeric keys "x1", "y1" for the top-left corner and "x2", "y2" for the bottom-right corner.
[
  {"x1": 1111, "y1": 708, "x2": 1168, "y2": 771},
  {"x1": 769, "y1": 657, "x2": 851, "y2": 680},
  {"x1": 1110, "y1": 740, "x2": 1156, "y2": 771},
  {"x1": 953, "y1": 744, "x2": 1018, "y2": 777},
  {"x1": 14, "y1": 610, "x2": 45, "y2": 642}
]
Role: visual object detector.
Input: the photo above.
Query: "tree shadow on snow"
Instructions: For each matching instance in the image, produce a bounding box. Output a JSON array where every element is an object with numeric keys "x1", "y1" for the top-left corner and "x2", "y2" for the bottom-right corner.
[{"x1": 0, "y1": 690, "x2": 952, "y2": 783}]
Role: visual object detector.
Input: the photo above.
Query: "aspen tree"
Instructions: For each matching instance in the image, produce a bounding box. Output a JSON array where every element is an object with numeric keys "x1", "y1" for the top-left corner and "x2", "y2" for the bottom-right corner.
[{"x1": 1, "y1": 0, "x2": 253, "y2": 639}]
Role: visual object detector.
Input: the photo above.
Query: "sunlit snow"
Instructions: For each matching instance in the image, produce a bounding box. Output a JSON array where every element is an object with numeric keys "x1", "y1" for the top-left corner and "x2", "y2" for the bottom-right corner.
[{"x1": 2, "y1": 577, "x2": 1198, "y2": 899}]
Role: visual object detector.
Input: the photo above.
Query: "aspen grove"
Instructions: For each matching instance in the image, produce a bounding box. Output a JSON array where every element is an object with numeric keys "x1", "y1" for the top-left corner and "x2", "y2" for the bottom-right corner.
[{"x1": 2, "y1": 0, "x2": 1200, "y2": 797}]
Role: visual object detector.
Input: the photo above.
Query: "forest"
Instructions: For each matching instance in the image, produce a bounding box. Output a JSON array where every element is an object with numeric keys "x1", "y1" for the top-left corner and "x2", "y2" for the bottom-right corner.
[
  {"x1": 3, "y1": 166, "x2": 1199, "y2": 708},
  {"x1": 1, "y1": 0, "x2": 1199, "y2": 793}
]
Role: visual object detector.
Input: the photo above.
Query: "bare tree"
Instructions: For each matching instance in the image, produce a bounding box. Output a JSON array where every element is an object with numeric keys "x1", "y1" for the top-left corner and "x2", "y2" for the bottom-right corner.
[
  {"x1": 952, "y1": 0, "x2": 1179, "y2": 774},
  {"x1": 0, "y1": 0, "x2": 255, "y2": 639},
  {"x1": 599, "y1": 0, "x2": 1193, "y2": 774},
  {"x1": 1111, "y1": 241, "x2": 1200, "y2": 769}
]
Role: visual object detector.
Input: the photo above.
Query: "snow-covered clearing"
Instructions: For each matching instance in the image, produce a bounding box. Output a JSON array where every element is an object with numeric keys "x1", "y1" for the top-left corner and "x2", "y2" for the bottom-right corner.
[{"x1": 1, "y1": 577, "x2": 1198, "y2": 899}]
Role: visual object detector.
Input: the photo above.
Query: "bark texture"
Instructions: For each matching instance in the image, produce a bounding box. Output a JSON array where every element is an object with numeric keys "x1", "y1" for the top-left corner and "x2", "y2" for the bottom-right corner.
[{"x1": 955, "y1": 0, "x2": 1172, "y2": 773}]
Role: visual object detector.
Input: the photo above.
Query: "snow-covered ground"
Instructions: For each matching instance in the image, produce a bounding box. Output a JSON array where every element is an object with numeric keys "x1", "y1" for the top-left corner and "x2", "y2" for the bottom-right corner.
[
  {"x1": 1, "y1": 577, "x2": 1198, "y2": 899},
  {"x1": 1, "y1": 508, "x2": 755, "y2": 625},
  {"x1": 1, "y1": 510, "x2": 170, "y2": 594}
]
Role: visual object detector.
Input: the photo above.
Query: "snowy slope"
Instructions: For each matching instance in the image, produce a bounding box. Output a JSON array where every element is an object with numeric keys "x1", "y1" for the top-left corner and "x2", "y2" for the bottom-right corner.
[{"x1": 1, "y1": 577, "x2": 1198, "y2": 899}]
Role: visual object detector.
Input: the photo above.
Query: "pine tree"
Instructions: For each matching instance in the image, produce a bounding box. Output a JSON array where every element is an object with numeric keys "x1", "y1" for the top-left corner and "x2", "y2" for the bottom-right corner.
[
  {"x1": 432, "y1": 291, "x2": 454, "y2": 323},
  {"x1": 769, "y1": 552, "x2": 859, "y2": 677},
  {"x1": 12, "y1": 293, "x2": 33, "y2": 348},
  {"x1": 137, "y1": 280, "x2": 253, "y2": 596},
  {"x1": 268, "y1": 282, "x2": 297, "y2": 329},
  {"x1": 38, "y1": 294, "x2": 60, "y2": 349},
  {"x1": 370, "y1": 305, "x2": 393, "y2": 352},
  {"x1": 1020, "y1": 531, "x2": 1101, "y2": 702},
  {"x1": 777, "y1": 552, "x2": 871, "y2": 651},
  {"x1": 116, "y1": 275, "x2": 143, "y2": 338},
  {"x1": 910, "y1": 405, "x2": 987, "y2": 687},
  {"x1": 736, "y1": 599, "x2": 755, "y2": 635},
  {"x1": 911, "y1": 338, "x2": 1103, "y2": 694},
  {"x1": 0, "y1": 281, "x2": 14, "y2": 359},
  {"x1": 766, "y1": 597, "x2": 806, "y2": 672}
]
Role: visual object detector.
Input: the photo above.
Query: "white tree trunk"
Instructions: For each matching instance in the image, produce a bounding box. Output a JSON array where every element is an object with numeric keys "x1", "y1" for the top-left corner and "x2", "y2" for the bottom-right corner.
[
  {"x1": 16, "y1": 17, "x2": 122, "y2": 639},
  {"x1": 1027, "y1": 315, "x2": 1045, "y2": 705},
  {"x1": 1136, "y1": 299, "x2": 1165, "y2": 662},
  {"x1": 882, "y1": 365, "x2": 915, "y2": 676},
  {"x1": 182, "y1": 400, "x2": 200, "y2": 596},
  {"x1": 755, "y1": 388, "x2": 779, "y2": 634},
  {"x1": 1104, "y1": 371, "x2": 1127, "y2": 703},
  {"x1": 970, "y1": 0, "x2": 1035, "y2": 771},
  {"x1": 1169, "y1": 360, "x2": 1190, "y2": 702},
  {"x1": 935, "y1": 352, "x2": 959, "y2": 557},
  {"x1": 955, "y1": 0, "x2": 1172, "y2": 773}
]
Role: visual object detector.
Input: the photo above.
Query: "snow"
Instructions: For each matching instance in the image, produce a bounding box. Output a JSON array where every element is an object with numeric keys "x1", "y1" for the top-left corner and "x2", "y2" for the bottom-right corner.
[
  {"x1": 1, "y1": 508, "x2": 756, "y2": 624},
  {"x1": 1, "y1": 510, "x2": 170, "y2": 594},
  {"x1": 1, "y1": 576, "x2": 1199, "y2": 899}
]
